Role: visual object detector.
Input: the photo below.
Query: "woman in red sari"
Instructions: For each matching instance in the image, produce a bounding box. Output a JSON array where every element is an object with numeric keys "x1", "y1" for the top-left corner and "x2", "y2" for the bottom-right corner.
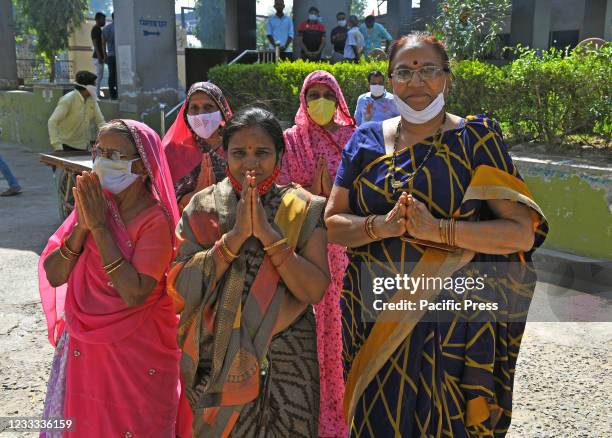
[
  {"x1": 278, "y1": 70, "x2": 356, "y2": 437},
  {"x1": 163, "y1": 82, "x2": 233, "y2": 211},
  {"x1": 39, "y1": 120, "x2": 186, "y2": 436}
]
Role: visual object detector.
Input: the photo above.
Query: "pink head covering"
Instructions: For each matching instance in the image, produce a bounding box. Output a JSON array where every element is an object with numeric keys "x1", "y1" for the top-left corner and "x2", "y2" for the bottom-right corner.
[
  {"x1": 162, "y1": 82, "x2": 233, "y2": 184},
  {"x1": 38, "y1": 119, "x2": 179, "y2": 346},
  {"x1": 295, "y1": 70, "x2": 354, "y2": 132},
  {"x1": 280, "y1": 70, "x2": 356, "y2": 185}
]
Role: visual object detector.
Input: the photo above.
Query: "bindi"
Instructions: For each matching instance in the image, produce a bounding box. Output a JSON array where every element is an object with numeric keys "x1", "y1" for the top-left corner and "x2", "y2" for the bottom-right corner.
[{"x1": 413, "y1": 60, "x2": 418, "y2": 65}]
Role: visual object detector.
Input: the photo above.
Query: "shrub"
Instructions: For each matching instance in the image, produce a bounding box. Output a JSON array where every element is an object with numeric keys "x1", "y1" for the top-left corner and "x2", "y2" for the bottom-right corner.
[
  {"x1": 208, "y1": 46, "x2": 611, "y2": 146},
  {"x1": 497, "y1": 46, "x2": 611, "y2": 145},
  {"x1": 208, "y1": 60, "x2": 388, "y2": 122}
]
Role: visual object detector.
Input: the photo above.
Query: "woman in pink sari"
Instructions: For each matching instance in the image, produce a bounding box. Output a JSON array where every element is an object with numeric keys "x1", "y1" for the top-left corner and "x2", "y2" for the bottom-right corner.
[
  {"x1": 278, "y1": 70, "x2": 356, "y2": 437},
  {"x1": 39, "y1": 120, "x2": 188, "y2": 437}
]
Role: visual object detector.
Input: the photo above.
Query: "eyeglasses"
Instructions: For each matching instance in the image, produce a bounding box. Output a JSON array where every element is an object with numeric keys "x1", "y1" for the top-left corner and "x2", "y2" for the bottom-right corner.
[
  {"x1": 93, "y1": 146, "x2": 140, "y2": 161},
  {"x1": 391, "y1": 66, "x2": 447, "y2": 83}
]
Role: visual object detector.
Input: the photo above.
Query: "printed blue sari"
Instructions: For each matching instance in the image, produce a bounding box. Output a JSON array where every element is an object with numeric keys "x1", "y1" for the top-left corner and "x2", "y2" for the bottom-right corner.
[{"x1": 335, "y1": 115, "x2": 548, "y2": 437}]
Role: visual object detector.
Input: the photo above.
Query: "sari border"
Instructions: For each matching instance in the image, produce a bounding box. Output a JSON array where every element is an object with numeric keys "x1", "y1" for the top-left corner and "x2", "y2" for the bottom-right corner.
[{"x1": 343, "y1": 247, "x2": 467, "y2": 424}]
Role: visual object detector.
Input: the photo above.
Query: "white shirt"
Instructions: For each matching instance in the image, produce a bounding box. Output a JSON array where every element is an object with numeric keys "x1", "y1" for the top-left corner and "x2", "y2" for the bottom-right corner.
[{"x1": 344, "y1": 26, "x2": 364, "y2": 59}]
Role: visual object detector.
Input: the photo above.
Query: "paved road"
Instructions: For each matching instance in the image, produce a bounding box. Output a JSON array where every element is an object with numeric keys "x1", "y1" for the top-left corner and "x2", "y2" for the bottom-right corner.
[{"x1": 0, "y1": 142, "x2": 610, "y2": 437}]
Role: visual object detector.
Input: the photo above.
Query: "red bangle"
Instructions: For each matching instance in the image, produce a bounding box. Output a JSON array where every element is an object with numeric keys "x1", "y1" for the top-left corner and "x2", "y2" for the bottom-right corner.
[{"x1": 215, "y1": 240, "x2": 234, "y2": 264}]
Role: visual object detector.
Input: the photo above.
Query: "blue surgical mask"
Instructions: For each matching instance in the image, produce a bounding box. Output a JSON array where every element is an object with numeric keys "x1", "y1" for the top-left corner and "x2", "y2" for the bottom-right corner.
[
  {"x1": 309, "y1": 14, "x2": 318, "y2": 21},
  {"x1": 92, "y1": 157, "x2": 141, "y2": 194}
]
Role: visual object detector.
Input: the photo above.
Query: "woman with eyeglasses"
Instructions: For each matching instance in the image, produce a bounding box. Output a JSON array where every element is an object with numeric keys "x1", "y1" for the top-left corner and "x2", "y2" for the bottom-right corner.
[
  {"x1": 39, "y1": 120, "x2": 190, "y2": 436},
  {"x1": 324, "y1": 32, "x2": 549, "y2": 436}
]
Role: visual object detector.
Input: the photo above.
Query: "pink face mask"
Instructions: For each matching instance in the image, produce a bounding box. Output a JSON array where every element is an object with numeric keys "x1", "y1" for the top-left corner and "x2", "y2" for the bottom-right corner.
[{"x1": 187, "y1": 111, "x2": 222, "y2": 139}]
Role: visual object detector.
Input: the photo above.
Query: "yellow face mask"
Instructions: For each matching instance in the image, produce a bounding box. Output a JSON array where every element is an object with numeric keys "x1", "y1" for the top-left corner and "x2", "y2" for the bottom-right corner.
[{"x1": 307, "y1": 98, "x2": 337, "y2": 126}]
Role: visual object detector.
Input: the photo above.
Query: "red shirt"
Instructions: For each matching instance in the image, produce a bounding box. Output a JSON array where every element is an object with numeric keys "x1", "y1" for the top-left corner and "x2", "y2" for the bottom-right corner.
[{"x1": 298, "y1": 21, "x2": 326, "y2": 52}]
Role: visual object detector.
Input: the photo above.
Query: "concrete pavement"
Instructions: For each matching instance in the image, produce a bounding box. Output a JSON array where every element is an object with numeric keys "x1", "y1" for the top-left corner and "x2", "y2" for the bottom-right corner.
[{"x1": 0, "y1": 141, "x2": 610, "y2": 437}]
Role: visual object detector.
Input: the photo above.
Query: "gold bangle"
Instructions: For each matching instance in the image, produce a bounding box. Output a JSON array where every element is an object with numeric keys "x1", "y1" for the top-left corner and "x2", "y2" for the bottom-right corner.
[
  {"x1": 263, "y1": 237, "x2": 289, "y2": 253},
  {"x1": 365, "y1": 215, "x2": 379, "y2": 240},
  {"x1": 369, "y1": 215, "x2": 379, "y2": 240},
  {"x1": 215, "y1": 241, "x2": 233, "y2": 264},
  {"x1": 105, "y1": 259, "x2": 124, "y2": 275},
  {"x1": 220, "y1": 234, "x2": 239, "y2": 260},
  {"x1": 58, "y1": 246, "x2": 74, "y2": 261},
  {"x1": 442, "y1": 219, "x2": 449, "y2": 245},
  {"x1": 450, "y1": 218, "x2": 457, "y2": 247},
  {"x1": 103, "y1": 256, "x2": 123, "y2": 272},
  {"x1": 266, "y1": 242, "x2": 290, "y2": 256},
  {"x1": 62, "y1": 241, "x2": 81, "y2": 257}
]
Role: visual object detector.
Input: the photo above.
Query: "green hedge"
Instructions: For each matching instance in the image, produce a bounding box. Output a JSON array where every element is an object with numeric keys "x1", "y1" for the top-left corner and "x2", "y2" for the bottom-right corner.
[
  {"x1": 208, "y1": 45, "x2": 611, "y2": 145},
  {"x1": 208, "y1": 60, "x2": 388, "y2": 124}
]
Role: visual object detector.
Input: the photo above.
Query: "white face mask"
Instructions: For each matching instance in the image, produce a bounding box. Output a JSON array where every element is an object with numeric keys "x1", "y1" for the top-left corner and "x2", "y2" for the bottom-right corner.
[
  {"x1": 338, "y1": 20, "x2": 347, "y2": 26},
  {"x1": 309, "y1": 14, "x2": 318, "y2": 21},
  {"x1": 85, "y1": 85, "x2": 98, "y2": 99},
  {"x1": 370, "y1": 84, "x2": 385, "y2": 97},
  {"x1": 92, "y1": 157, "x2": 141, "y2": 194},
  {"x1": 187, "y1": 111, "x2": 222, "y2": 139},
  {"x1": 393, "y1": 81, "x2": 446, "y2": 124}
]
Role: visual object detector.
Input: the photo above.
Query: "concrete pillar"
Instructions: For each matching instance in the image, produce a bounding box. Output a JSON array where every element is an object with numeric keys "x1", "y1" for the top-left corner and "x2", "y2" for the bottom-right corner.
[
  {"x1": 510, "y1": 0, "x2": 552, "y2": 50},
  {"x1": 114, "y1": 0, "x2": 179, "y2": 115},
  {"x1": 237, "y1": 0, "x2": 257, "y2": 51},
  {"x1": 226, "y1": 0, "x2": 238, "y2": 50},
  {"x1": 581, "y1": 0, "x2": 612, "y2": 40},
  {"x1": 0, "y1": 0, "x2": 19, "y2": 89},
  {"x1": 292, "y1": 0, "x2": 351, "y2": 58},
  {"x1": 386, "y1": 0, "x2": 413, "y2": 38}
]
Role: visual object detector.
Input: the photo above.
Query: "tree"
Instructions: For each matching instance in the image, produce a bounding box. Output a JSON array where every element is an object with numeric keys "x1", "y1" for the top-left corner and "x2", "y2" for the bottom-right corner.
[
  {"x1": 19, "y1": 0, "x2": 88, "y2": 82},
  {"x1": 430, "y1": 0, "x2": 511, "y2": 60},
  {"x1": 350, "y1": 0, "x2": 369, "y2": 19},
  {"x1": 195, "y1": 0, "x2": 226, "y2": 49}
]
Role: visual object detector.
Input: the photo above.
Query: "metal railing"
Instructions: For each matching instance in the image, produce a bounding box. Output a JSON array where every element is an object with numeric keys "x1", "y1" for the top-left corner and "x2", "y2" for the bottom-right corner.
[
  {"x1": 162, "y1": 47, "x2": 280, "y2": 132},
  {"x1": 228, "y1": 47, "x2": 280, "y2": 65},
  {"x1": 16, "y1": 59, "x2": 74, "y2": 83}
]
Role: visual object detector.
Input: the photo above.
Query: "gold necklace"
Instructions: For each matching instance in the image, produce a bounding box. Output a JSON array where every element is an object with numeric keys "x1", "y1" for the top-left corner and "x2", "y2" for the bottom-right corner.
[{"x1": 389, "y1": 113, "x2": 447, "y2": 192}]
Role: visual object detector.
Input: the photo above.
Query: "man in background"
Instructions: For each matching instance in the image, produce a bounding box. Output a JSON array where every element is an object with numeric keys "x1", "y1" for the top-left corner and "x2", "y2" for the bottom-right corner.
[
  {"x1": 330, "y1": 11, "x2": 348, "y2": 64},
  {"x1": 344, "y1": 15, "x2": 364, "y2": 63},
  {"x1": 354, "y1": 70, "x2": 399, "y2": 126},
  {"x1": 102, "y1": 12, "x2": 117, "y2": 100},
  {"x1": 265, "y1": 0, "x2": 294, "y2": 60},
  {"x1": 360, "y1": 15, "x2": 392, "y2": 58},
  {"x1": 91, "y1": 12, "x2": 106, "y2": 98},
  {"x1": 297, "y1": 6, "x2": 326, "y2": 61},
  {"x1": 0, "y1": 153, "x2": 22, "y2": 197},
  {"x1": 48, "y1": 71, "x2": 106, "y2": 152}
]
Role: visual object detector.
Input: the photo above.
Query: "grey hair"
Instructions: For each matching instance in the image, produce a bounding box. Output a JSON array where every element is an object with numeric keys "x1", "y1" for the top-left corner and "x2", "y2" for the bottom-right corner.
[{"x1": 97, "y1": 120, "x2": 136, "y2": 150}]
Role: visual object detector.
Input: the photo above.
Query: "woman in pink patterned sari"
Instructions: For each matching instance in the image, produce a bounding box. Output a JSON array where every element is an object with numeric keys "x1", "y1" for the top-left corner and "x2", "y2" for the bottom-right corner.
[
  {"x1": 39, "y1": 120, "x2": 189, "y2": 437},
  {"x1": 278, "y1": 70, "x2": 356, "y2": 437}
]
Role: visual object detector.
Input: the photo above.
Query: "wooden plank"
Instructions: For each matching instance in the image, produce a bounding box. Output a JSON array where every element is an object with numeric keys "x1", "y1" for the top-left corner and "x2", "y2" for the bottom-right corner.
[{"x1": 39, "y1": 152, "x2": 92, "y2": 173}]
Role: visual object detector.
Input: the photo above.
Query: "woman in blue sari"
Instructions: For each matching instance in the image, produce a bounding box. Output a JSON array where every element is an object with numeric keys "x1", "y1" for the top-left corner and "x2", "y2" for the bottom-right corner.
[{"x1": 325, "y1": 32, "x2": 548, "y2": 437}]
